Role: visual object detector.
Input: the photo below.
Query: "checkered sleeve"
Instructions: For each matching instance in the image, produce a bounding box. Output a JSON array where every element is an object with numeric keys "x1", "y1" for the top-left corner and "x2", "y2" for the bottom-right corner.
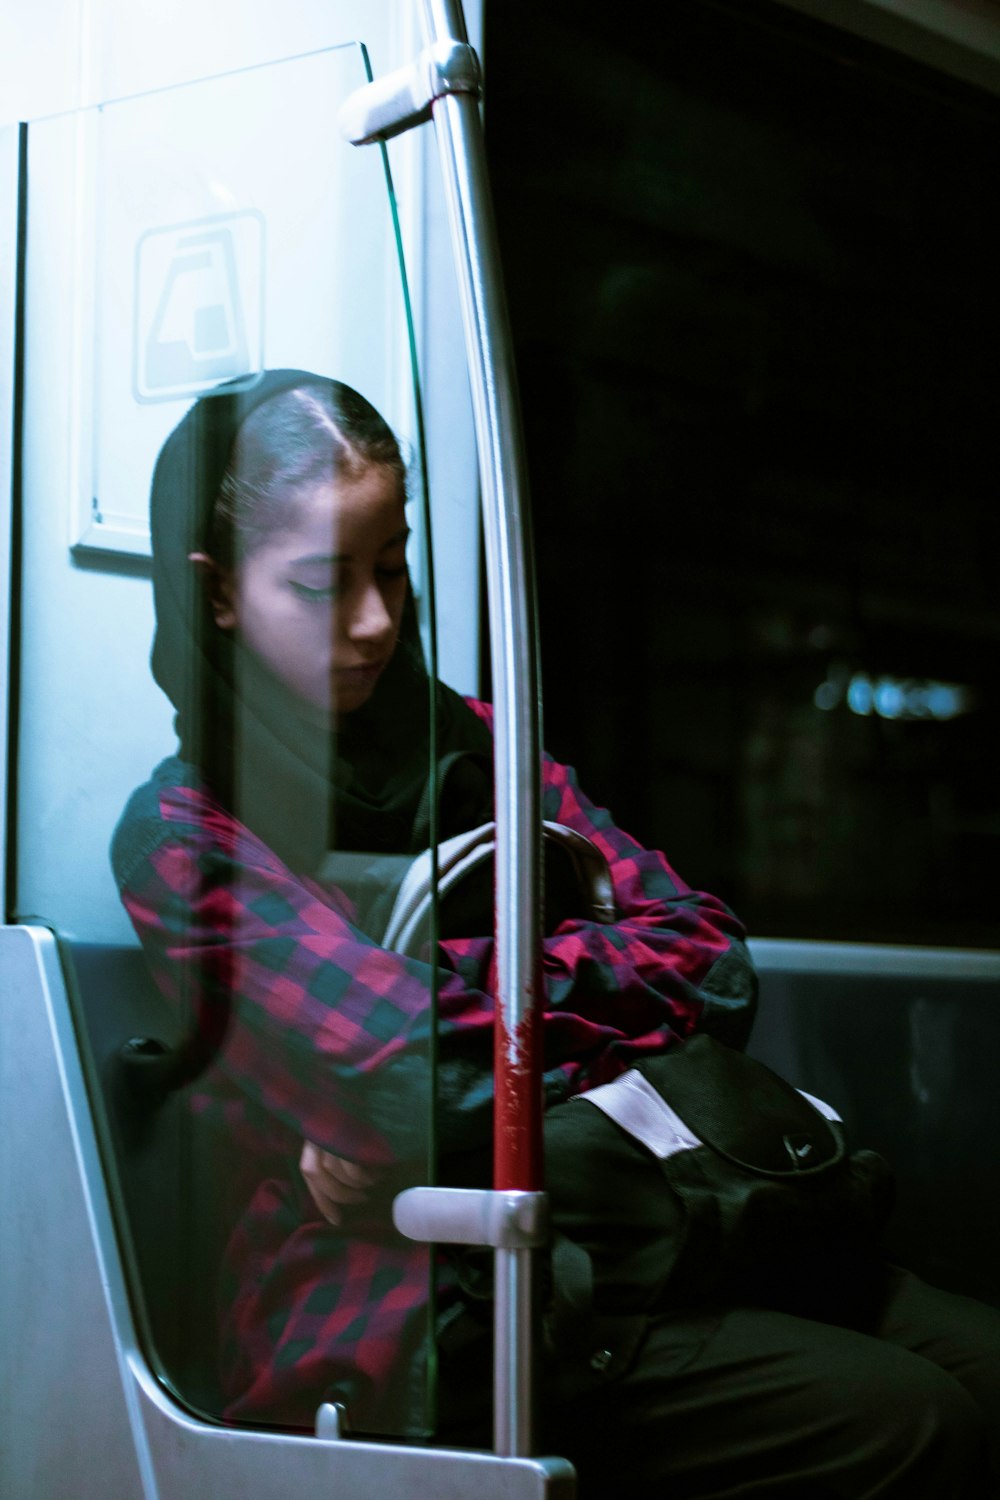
[
  {"x1": 114, "y1": 720, "x2": 754, "y2": 1163},
  {"x1": 114, "y1": 776, "x2": 490, "y2": 1165},
  {"x1": 451, "y1": 701, "x2": 758, "y2": 1098}
]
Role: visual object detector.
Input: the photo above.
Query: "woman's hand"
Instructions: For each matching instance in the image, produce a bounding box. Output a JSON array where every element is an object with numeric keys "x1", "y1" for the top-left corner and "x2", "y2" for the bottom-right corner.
[{"x1": 299, "y1": 1141, "x2": 378, "y2": 1226}]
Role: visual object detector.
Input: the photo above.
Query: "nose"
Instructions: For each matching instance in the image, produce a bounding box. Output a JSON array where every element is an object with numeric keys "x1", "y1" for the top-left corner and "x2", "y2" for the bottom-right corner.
[{"x1": 346, "y1": 578, "x2": 394, "y2": 646}]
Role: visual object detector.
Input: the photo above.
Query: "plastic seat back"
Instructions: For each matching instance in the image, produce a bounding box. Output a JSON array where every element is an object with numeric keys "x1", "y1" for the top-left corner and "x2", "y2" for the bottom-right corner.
[{"x1": 65, "y1": 941, "x2": 234, "y2": 1416}]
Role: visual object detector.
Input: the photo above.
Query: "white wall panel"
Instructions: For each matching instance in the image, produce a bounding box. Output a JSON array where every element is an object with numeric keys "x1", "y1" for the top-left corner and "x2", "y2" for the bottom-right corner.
[
  {"x1": 8, "y1": 1, "x2": 484, "y2": 942},
  {"x1": 0, "y1": 0, "x2": 86, "y2": 127}
]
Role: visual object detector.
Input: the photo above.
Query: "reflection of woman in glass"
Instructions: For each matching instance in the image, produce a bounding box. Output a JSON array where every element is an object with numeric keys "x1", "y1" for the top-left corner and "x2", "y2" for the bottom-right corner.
[{"x1": 114, "y1": 372, "x2": 997, "y2": 1494}]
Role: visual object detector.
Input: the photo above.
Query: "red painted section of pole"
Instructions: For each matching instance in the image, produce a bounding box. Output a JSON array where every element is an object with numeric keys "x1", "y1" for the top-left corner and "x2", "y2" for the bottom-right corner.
[{"x1": 493, "y1": 958, "x2": 544, "y2": 1192}]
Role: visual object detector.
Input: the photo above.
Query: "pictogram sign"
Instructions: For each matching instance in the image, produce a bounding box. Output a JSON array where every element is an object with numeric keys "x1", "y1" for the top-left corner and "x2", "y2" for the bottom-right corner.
[{"x1": 133, "y1": 211, "x2": 264, "y2": 402}]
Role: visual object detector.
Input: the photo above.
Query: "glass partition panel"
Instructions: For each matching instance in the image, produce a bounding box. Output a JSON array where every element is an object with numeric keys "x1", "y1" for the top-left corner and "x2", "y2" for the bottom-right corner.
[{"x1": 17, "y1": 43, "x2": 444, "y2": 1440}]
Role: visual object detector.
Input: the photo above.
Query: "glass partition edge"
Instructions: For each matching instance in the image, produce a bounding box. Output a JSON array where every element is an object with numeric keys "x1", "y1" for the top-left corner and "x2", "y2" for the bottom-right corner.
[{"x1": 1, "y1": 123, "x2": 25, "y2": 921}]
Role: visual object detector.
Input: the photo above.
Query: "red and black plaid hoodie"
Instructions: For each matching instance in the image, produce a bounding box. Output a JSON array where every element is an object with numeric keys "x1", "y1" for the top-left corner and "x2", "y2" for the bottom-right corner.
[{"x1": 112, "y1": 700, "x2": 755, "y2": 1434}]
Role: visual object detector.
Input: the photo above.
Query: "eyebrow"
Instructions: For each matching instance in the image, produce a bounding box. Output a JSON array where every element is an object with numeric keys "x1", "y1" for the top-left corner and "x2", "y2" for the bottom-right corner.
[{"x1": 289, "y1": 526, "x2": 411, "y2": 567}]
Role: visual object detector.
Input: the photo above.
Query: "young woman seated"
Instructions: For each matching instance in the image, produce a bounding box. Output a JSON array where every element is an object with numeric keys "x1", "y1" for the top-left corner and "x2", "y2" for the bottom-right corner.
[{"x1": 113, "y1": 371, "x2": 999, "y2": 1497}]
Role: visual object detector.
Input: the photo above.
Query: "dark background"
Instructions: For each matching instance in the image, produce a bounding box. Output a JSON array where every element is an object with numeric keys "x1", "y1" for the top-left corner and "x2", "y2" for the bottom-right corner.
[{"x1": 483, "y1": 0, "x2": 1000, "y2": 945}]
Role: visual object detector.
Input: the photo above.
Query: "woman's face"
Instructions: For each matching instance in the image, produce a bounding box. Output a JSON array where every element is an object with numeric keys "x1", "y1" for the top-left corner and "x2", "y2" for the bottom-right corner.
[{"x1": 216, "y1": 464, "x2": 409, "y2": 715}]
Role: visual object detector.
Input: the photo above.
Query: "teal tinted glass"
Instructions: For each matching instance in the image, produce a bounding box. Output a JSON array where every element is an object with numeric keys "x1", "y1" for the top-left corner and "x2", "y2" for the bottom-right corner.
[{"x1": 17, "y1": 42, "x2": 443, "y2": 1439}]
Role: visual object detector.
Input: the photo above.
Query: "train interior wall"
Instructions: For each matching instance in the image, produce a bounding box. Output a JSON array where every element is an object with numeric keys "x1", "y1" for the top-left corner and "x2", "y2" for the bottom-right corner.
[{"x1": 2, "y1": 0, "x2": 483, "y2": 943}]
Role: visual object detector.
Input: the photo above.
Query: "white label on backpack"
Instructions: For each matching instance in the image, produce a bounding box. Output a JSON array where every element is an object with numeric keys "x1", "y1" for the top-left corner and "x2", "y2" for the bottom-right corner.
[
  {"x1": 575, "y1": 1070, "x2": 703, "y2": 1160},
  {"x1": 576, "y1": 1070, "x2": 842, "y2": 1160}
]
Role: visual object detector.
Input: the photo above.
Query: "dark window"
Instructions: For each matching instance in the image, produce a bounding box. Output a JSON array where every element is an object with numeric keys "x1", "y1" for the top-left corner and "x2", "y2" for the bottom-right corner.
[{"x1": 486, "y1": 0, "x2": 1000, "y2": 945}]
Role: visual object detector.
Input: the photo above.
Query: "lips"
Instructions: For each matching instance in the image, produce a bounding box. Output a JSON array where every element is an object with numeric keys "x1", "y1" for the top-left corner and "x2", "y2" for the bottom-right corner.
[{"x1": 334, "y1": 661, "x2": 386, "y2": 685}]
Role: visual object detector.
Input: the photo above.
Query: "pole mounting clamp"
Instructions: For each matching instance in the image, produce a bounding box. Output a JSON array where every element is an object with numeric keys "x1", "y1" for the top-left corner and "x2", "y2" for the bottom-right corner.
[
  {"x1": 339, "y1": 40, "x2": 482, "y2": 146},
  {"x1": 393, "y1": 1186, "x2": 549, "y2": 1249}
]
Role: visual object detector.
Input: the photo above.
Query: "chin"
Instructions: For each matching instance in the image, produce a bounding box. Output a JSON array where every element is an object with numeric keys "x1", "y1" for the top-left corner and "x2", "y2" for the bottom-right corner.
[{"x1": 330, "y1": 686, "x2": 373, "y2": 715}]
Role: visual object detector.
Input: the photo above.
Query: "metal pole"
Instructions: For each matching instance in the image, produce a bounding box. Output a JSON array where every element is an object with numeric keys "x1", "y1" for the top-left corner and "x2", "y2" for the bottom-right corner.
[{"x1": 419, "y1": 0, "x2": 543, "y2": 1458}]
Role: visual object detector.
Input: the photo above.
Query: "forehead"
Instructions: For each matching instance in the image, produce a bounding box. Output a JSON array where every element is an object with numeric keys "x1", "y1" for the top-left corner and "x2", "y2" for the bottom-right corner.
[{"x1": 278, "y1": 466, "x2": 406, "y2": 552}]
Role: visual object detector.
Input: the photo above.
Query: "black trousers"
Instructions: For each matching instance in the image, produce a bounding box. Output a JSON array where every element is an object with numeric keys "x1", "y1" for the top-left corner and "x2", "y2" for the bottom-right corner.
[
  {"x1": 439, "y1": 1267, "x2": 1000, "y2": 1498},
  {"x1": 541, "y1": 1268, "x2": 1000, "y2": 1498}
]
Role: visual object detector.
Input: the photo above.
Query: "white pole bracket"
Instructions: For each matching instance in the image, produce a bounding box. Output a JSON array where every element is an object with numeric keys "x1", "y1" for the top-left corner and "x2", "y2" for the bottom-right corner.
[
  {"x1": 338, "y1": 40, "x2": 482, "y2": 146},
  {"x1": 393, "y1": 1186, "x2": 549, "y2": 1250}
]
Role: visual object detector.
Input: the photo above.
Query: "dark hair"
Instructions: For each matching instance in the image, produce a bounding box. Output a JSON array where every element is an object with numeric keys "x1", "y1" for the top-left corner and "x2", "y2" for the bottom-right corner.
[{"x1": 207, "y1": 380, "x2": 407, "y2": 568}]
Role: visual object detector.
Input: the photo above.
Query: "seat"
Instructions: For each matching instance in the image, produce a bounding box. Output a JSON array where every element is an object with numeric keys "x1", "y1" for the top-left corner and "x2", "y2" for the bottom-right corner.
[
  {"x1": 62, "y1": 935, "x2": 1000, "y2": 1440},
  {"x1": 64, "y1": 941, "x2": 235, "y2": 1417}
]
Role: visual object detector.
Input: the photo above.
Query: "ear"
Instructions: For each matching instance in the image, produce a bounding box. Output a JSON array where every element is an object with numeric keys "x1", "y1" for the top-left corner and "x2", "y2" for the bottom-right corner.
[{"x1": 188, "y1": 551, "x2": 238, "y2": 630}]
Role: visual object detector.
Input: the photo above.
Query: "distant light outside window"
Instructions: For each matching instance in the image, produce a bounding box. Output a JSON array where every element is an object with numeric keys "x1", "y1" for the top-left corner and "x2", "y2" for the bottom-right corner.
[{"x1": 815, "y1": 669, "x2": 974, "y2": 722}]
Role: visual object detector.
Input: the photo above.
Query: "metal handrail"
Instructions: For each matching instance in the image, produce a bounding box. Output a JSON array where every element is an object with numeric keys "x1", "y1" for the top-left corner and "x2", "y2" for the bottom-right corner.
[
  {"x1": 418, "y1": 1, "x2": 543, "y2": 1458},
  {"x1": 341, "y1": 0, "x2": 545, "y2": 1457}
]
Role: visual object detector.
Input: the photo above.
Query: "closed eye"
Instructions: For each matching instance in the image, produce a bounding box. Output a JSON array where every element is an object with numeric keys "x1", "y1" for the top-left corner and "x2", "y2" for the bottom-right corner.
[{"x1": 289, "y1": 580, "x2": 336, "y2": 602}]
